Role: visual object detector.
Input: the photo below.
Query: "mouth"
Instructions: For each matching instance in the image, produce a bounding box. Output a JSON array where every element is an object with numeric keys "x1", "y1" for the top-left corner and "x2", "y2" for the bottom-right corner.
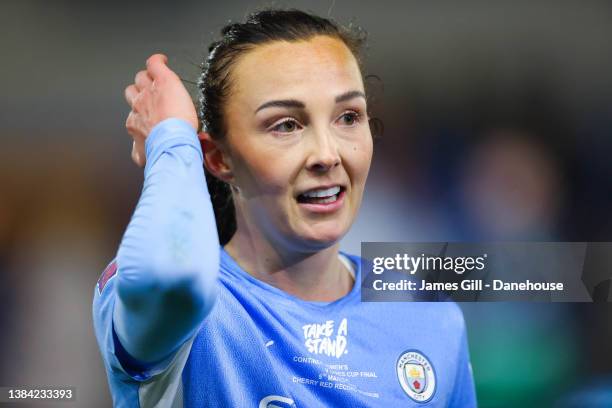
[{"x1": 296, "y1": 185, "x2": 346, "y2": 212}]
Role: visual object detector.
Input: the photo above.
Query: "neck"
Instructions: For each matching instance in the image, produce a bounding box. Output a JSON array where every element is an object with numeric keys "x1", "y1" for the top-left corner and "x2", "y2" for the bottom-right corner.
[{"x1": 223, "y1": 220, "x2": 354, "y2": 302}]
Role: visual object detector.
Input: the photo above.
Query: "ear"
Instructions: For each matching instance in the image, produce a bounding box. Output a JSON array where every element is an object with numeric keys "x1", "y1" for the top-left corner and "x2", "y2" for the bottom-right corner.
[{"x1": 198, "y1": 131, "x2": 234, "y2": 183}]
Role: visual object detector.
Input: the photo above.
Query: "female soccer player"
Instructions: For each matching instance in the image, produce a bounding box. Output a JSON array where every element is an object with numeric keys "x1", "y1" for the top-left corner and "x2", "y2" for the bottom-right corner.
[{"x1": 93, "y1": 9, "x2": 476, "y2": 407}]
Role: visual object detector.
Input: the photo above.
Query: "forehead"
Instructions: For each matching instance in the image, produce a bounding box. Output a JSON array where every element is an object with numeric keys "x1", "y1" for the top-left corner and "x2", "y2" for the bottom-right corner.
[{"x1": 228, "y1": 36, "x2": 363, "y2": 106}]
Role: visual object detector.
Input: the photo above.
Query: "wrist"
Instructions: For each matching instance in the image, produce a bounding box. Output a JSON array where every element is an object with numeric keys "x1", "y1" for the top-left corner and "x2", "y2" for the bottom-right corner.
[{"x1": 144, "y1": 118, "x2": 202, "y2": 174}]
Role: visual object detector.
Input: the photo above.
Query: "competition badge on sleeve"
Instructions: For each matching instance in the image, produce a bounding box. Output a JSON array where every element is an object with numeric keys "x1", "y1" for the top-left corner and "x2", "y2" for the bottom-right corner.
[{"x1": 97, "y1": 260, "x2": 118, "y2": 294}]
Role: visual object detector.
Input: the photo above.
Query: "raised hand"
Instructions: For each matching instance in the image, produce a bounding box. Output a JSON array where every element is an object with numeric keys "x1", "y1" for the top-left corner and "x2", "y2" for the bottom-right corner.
[{"x1": 124, "y1": 54, "x2": 198, "y2": 167}]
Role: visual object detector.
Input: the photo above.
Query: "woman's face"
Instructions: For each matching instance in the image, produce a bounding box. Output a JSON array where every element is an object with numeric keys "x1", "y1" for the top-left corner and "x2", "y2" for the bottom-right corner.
[{"x1": 223, "y1": 35, "x2": 373, "y2": 250}]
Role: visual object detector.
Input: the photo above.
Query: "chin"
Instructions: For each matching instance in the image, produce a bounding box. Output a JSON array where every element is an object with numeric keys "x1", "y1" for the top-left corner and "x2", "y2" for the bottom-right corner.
[{"x1": 298, "y1": 224, "x2": 349, "y2": 250}]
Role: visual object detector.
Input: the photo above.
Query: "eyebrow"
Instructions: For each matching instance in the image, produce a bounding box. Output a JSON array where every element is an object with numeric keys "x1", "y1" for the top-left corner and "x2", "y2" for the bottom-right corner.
[
  {"x1": 335, "y1": 90, "x2": 366, "y2": 104},
  {"x1": 254, "y1": 90, "x2": 366, "y2": 113}
]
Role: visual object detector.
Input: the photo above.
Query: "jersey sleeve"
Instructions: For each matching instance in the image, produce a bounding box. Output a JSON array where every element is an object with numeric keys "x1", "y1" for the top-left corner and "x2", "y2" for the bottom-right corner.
[
  {"x1": 92, "y1": 118, "x2": 219, "y2": 385},
  {"x1": 93, "y1": 264, "x2": 194, "y2": 380}
]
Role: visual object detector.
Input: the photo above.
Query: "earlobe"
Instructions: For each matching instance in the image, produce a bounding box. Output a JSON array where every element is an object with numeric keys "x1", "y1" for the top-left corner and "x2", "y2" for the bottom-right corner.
[{"x1": 198, "y1": 131, "x2": 234, "y2": 183}]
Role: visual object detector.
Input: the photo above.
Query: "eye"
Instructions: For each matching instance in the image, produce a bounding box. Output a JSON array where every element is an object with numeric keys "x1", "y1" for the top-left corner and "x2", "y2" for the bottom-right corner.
[
  {"x1": 270, "y1": 118, "x2": 301, "y2": 133},
  {"x1": 337, "y1": 111, "x2": 361, "y2": 127}
]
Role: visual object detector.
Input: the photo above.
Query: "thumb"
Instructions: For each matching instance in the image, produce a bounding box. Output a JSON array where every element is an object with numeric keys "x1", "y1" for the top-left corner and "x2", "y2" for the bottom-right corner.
[{"x1": 146, "y1": 53, "x2": 171, "y2": 80}]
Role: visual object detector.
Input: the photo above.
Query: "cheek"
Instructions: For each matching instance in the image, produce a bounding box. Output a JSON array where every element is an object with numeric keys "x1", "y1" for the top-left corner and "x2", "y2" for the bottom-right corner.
[
  {"x1": 235, "y1": 151, "x2": 296, "y2": 197},
  {"x1": 347, "y1": 138, "x2": 373, "y2": 183}
]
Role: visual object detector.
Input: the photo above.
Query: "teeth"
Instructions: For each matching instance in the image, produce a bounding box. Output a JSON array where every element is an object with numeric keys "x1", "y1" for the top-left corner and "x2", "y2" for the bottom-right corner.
[
  {"x1": 316, "y1": 195, "x2": 338, "y2": 204},
  {"x1": 303, "y1": 186, "x2": 341, "y2": 198}
]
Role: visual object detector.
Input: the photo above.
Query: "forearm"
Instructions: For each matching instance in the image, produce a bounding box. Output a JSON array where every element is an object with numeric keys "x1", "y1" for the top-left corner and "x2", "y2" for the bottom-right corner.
[{"x1": 114, "y1": 118, "x2": 219, "y2": 364}]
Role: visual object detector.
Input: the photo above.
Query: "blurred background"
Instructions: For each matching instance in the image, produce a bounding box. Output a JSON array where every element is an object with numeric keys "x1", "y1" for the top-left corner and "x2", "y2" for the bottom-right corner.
[{"x1": 1, "y1": 1, "x2": 611, "y2": 406}]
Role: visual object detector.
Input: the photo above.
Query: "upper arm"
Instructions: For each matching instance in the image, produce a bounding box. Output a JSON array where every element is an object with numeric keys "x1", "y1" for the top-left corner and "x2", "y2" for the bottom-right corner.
[
  {"x1": 93, "y1": 258, "x2": 206, "y2": 380},
  {"x1": 113, "y1": 250, "x2": 218, "y2": 364},
  {"x1": 93, "y1": 269, "x2": 197, "y2": 407}
]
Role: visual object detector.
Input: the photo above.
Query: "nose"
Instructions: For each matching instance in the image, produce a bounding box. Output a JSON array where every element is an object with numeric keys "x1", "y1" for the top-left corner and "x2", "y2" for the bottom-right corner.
[{"x1": 305, "y1": 127, "x2": 341, "y2": 173}]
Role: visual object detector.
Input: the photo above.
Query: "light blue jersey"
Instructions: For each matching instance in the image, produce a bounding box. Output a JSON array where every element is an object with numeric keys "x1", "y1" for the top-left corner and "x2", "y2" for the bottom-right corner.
[{"x1": 93, "y1": 119, "x2": 476, "y2": 407}]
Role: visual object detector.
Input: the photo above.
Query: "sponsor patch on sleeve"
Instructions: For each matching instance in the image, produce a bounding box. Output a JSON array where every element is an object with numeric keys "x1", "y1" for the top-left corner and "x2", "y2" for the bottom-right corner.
[{"x1": 97, "y1": 260, "x2": 118, "y2": 294}]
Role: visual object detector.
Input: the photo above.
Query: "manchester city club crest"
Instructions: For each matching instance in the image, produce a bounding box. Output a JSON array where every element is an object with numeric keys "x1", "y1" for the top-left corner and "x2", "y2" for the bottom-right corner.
[{"x1": 396, "y1": 350, "x2": 436, "y2": 402}]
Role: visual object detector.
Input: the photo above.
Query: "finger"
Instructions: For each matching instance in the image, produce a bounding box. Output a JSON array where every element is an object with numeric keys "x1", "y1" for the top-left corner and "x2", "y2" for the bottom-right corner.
[
  {"x1": 125, "y1": 110, "x2": 137, "y2": 135},
  {"x1": 125, "y1": 110, "x2": 147, "y2": 138},
  {"x1": 124, "y1": 84, "x2": 138, "y2": 107},
  {"x1": 134, "y1": 70, "x2": 153, "y2": 91},
  {"x1": 146, "y1": 54, "x2": 170, "y2": 80}
]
